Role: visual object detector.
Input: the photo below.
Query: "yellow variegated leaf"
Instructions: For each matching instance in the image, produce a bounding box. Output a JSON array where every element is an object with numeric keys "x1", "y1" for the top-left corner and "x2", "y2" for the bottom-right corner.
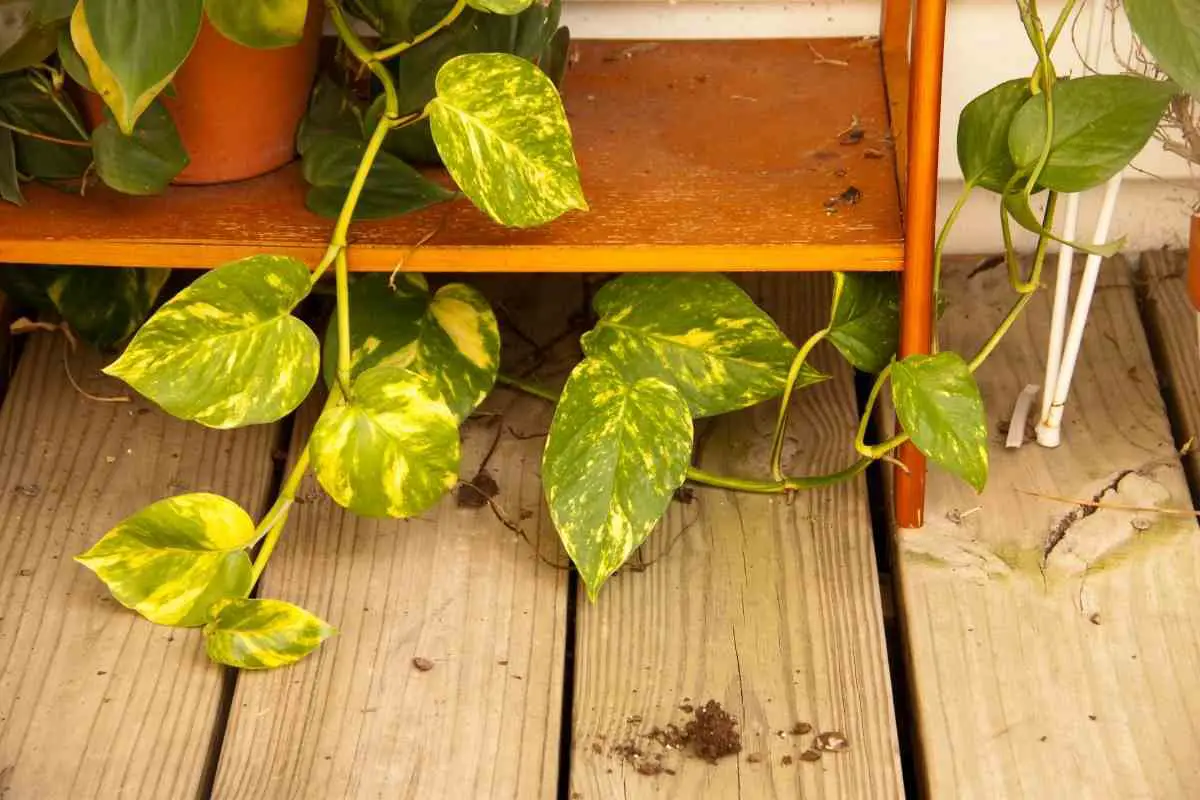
[
  {"x1": 542, "y1": 359, "x2": 693, "y2": 600},
  {"x1": 311, "y1": 363, "x2": 461, "y2": 518},
  {"x1": 76, "y1": 493, "x2": 256, "y2": 627},
  {"x1": 204, "y1": 598, "x2": 335, "y2": 669},
  {"x1": 323, "y1": 276, "x2": 499, "y2": 420},
  {"x1": 104, "y1": 255, "x2": 319, "y2": 429},
  {"x1": 204, "y1": 0, "x2": 307, "y2": 49}
]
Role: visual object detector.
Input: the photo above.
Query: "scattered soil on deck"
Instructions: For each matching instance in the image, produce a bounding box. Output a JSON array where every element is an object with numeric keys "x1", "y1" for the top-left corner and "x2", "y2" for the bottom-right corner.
[{"x1": 606, "y1": 700, "x2": 742, "y2": 776}]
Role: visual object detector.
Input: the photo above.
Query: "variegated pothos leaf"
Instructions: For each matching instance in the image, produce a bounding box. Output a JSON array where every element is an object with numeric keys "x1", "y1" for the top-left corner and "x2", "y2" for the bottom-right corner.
[
  {"x1": 204, "y1": 0, "x2": 307, "y2": 49},
  {"x1": 310, "y1": 363, "x2": 461, "y2": 518},
  {"x1": 428, "y1": 52, "x2": 586, "y2": 227},
  {"x1": 542, "y1": 359, "x2": 693, "y2": 600},
  {"x1": 581, "y1": 274, "x2": 825, "y2": 418},
  {"x1": 104, "y1": 255, "x2": 319, "y2": 429},
  {"x1": 204, "y1": 598, "x2": 335, "y2": 669},
  {"x1": 323, "y1": 275, "x2": 499, "y2": 420},
  {"x1": 466, "y1": 0, "x2": 534, "y2": 14},
  {"x1": 76, "y1": 493, "x2": 256, "y2": 627},
  {"x1": 827, "y1": 272, "x2": 900, "y2": 374}
]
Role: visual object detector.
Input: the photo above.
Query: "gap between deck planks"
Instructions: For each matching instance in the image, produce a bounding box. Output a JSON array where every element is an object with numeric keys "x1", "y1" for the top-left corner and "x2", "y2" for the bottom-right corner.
[
  {"x1": 570, "y1": 274, "x2": 904, "y2": 799},
  {"x1": 0, "y1": 335, "x2": 279, "y2": 799},
  {"x1": 894, "y1": 257, "x2": 1200, "y2": 799}
]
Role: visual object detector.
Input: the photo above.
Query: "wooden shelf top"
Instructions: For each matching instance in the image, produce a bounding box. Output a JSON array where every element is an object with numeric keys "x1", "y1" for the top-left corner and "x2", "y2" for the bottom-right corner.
[{"x1": 0, "y1": 39, "x2": 903, "y2": 272}]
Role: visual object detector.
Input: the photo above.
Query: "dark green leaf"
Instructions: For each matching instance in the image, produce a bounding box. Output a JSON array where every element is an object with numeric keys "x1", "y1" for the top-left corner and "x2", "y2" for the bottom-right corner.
[
  {"x1": 47, "y1": 267, "x2": 169, "y2": 347},
  {"x1": 0, "y1": 71, "x2": 91, "y2": 179},
  {"x1": 322, "y1": 275, "x2": 499, "y2": 420},
  {"x1": 0, "y1": 0, "x2": 60, "y2": 74},
  {"x1": 347, "y1": 0, "x2": 440, "y2": 41},
  {"x1": 1008, "y1": 75, "x2": 1176, "y2": 193},
  {"x1": 891, "y1": 352, "x2": 988, "y2": 492},
  {"x1": 301, "y1": 135, "x2": 454, "y2": 220},
  {"x1": 92, "y1": 100, "x2": 186, "y2": 194},
  {"x1": 34, "y1": 0, "x2": 77, "y2": 23},
  {"x1": 204, "y1": 0, "x2": 306, "y2": 49},
  {"x1": 581, "y1": 274, "x2": 825, "y2": 418},
  {"x1": 1125, "y1": 0, "x2": 1200, "y2": 97},
  {"x1": 0, "y1": 126, "x2": 23, "y2": 205},
  {"x1": 514, "y1": 0, "x2": 560, "y2": 60},
  {"x1": 57, "y1": 22, "x2": 92, "y2": 89},
  {"x1": 204, "y1": 598, "x2": 335, "y2": 669},
  {"x1": 429, "y1": 52, "x2": 585, "y2": 227},
  {"x1": 72, "y1": 0, "x2": 203, "y2": 133},
  {"x1": 827, "y1": 272, "x2": 899, "y2": 373},
  {"x1": 542, "y1": 359, "x2": 692, "y2": 599},
  {"x1": 296, "y1": 73, "x2": 364, "y2": 156},
  {"x1": 467, "y1": 0, "x2": 532, "y2": 17},
  {"x1": 957, "y1": 78, "x2": 1031, "y2": 192},
  {"x1": 1002, "y1": 191, "x2": 1123, "y2": 258},
  {"x1": 539, "y1": 25, "x2": 569, "y2": 87}
]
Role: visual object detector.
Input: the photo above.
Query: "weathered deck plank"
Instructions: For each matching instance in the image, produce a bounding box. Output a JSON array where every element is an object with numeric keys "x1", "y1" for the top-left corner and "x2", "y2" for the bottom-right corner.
[
  {"x1": 0, "y1": 335, "x2": 278, "y2": 799},
  {"x1": 1139, "y1": 250, "x2": 1200, "y2": 493},
  {"x1": 895, "y1": 259, "x2": 1200, "y2": 798},
  {"x1": 569, "y1": 275, "x2": 904, "y2": 799},
  {"x1": 211, "y1": 280, "x2": 579, "y2": 799}
]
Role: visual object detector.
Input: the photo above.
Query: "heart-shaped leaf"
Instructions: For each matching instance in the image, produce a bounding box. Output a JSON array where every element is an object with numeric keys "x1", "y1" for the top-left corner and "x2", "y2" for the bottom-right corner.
[
  {"x1": 92, "y1": 100, "x2": 187, "y2": 194},
  {"x1": 76, "y1": 493, "x2": 256, "y2": 627},
  {"x1": 204, "y1": 0, "x2": 307, "y2": 49},
  {"x1": 429, "y1": 52, "x2": 585, "y2": 227},
  {"x1": 104, "y1": 255, "x2": 319, "y2": 428},
  {"x1": 310, "y1": 363, "x2": 461, "y2": 518},
  {"x1": 0, "y1": 0, "x2": 60, "y2": 74},
  {"x1": 543, "y1": 359, "x2": 693, "y2": 600},
  {"x1": 323, "y1": 275, "x2": 499, "y2": 420},
  {"x1": 57, "y1": 24, "x2": 94, "y2": 89},
  {"x1": 204, "y1": 598, "x2": 336, "y2": 669},
  {"x1": 891, "y1": 352, "x2": 988, "y2": 492},
  {"x1": 1008, "y1": 75, "x2": 1176, "y2": 193},
  {"x1": 1002, "y1": 191, "x2": 1123, "y2": 258},
  {"x1": 296, "y1": 74, "x2": 365, "y2": 156},
  {"x1": 581, "y1": 274, "x2": 825, "y2": 417},
  {"x1": 0, "y1": 127, "x2": 21, "y2": 205},
  {"x1": 467, "y1": 0, "x2": 533, "y2": 15},
  {"x1": 514, "y1": 0, "x2": 561, "y2": 61},
  {"x1": 0, "y1": 70, "x2": 92, "y2": 179},
  {"x1": 71, "y1": 0, "x2": 203, "y2": 134},
  {"x1": 1125, "y1": 0, "x2": 1200, "y2": 97},
  {"x1": 827, "y1": 272, "x2": 899, "y2": 373},
  {"x1": 957, "y1": 78, "x2": 1031, "y2": 193},
  {"x1": 301, "y1": 135, "x2": 455, "y2": 220},
  {"x1": 539, "y1": 25, "x2": 569, "y2": 87},
  {"x1": 49, "y1": 267, "x2": 170, "y2": 347}
]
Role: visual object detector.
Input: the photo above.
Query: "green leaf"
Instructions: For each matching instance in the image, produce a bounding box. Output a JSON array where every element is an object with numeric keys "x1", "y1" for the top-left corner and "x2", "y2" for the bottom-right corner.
[
  {"x1": 581, "y1": 274, "x2": 825, "y2": 418},
  {"x1": 1126, "y1": 0, "x2": 1200, "y2": 97},
  {"x1": 0, "y1": 70, "x2": 91, "y2": 179},
  {"x1": 34, "y1": 0, "x2": 77, "y2": 23},
  {"x1": 104, "y1": 255, "x2": 319, "y2": 428},
  {"x1": 0, "y1": 0, "x2": 60, "y2": 74},
  {"x1": 346, "y1": 0, "x2": 435, "y2": 41},
  {"x1": 827, "y1": 272, "x2": 899, "y2": 373},
  {"x1": 204, "y1": 0, "x2": 306, "y2": 49},
  {"x1": 467, "y1": 0, "x2": 533, "y2": 15},
  {"x1": 429, "y1": 52, "x2": 585, "y2": 227},
  {"x1": 0, "y1": 127, "x2": 22, "y2": 205},
  {"x1": 296, "y1": 73, "x2": 364, "y2": 156},
  {"x1": 323, "y1": 275, "x2": 499, "y2": 420},
  {"x1": 49, "y1": 267, "x2": 169, "y2": 347},
  {"x1": 76, "y1": 493, "x2": 256, "y2": 627},
  {"x1": 301, "y1": 136, "x2": 455, "y2": 220},
  {"x1": 539, "y1": 25, "x2": 569, "y2": 87},
  {"x1": 92, "y1": 100, "x2": 186, "y2": 194},
  {"x1": 514, "y1": 0, "x2": 560, "y2": 61},
  {"x1": 1008, "y1": 75, "x2": 1177, "y2": 193},
  {"x1": 1002, "y1": 191, "x2": 1123, "y2": 258},
  {"x1": 71, "y1": 0, "x2": 203, "y2": 134},
  {"x1": 204, "y1": 598, "x2": 335, "y2": 669},
  {"x1": 891, "y1": 353, "x2": 988, "y2": 492},
  {"x1": 57, "y1": 23, "x2": 92, "y2": 89},
  {"x1": 957, "y1": 78, "x2": 1031, "y2": 192},
  {"x1": 310, "y1": 363, "x2": 461, "y2": 518},
  {"x1": 542, "y1": 359, "x2": 692, "y2": 599}
]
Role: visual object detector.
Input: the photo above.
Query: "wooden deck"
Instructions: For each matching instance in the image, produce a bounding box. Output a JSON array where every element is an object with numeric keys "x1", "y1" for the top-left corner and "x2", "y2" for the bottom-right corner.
[{"x1": 1, "y1": 258, "x2": 1198, "y2": 798}]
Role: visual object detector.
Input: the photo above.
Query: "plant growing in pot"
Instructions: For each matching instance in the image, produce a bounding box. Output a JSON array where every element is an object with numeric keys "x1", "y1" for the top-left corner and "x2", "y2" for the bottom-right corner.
[{"x1": 3, "y1": 0, "x2": 1193, "y2": 671}]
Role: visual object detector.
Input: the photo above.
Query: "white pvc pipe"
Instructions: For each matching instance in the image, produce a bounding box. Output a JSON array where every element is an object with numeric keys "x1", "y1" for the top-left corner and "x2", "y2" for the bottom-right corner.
[
  {"x1": 1041, "y1": 197, "x2": 1080, "y2": 424},
  {"x1": 1036, "y1": 172, "x2": 1124, "y2": 447}
]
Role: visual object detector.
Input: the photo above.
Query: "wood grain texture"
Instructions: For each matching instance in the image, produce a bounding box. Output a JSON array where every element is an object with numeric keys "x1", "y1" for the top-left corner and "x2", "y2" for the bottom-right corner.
[
  {"x1": 0, "y1": 40, "x2": 903, "y2": 273},
  {"x1": 211, "y1": 278, "x2": 581, "y2": 799},
  {"x1": 1139, "y1": 250, "x2": 1200, "y2": 492},
  {"x1": 0, "y1": 335, "x2": 278, "y2": 799},
  {"x1": 570, "y1": 274, "x2": 903, "y2": 799},
  {"x1": 896, "y1": 259, "x2": 1200, "y2": 799}
]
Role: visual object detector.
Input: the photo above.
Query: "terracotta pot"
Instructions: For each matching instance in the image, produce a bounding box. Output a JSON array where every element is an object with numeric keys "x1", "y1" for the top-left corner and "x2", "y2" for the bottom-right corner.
[
  {"x1": 1190, "y1": 213, "x2": 1200, "y2": 312},
  {"x1": 81, "y1": 5, "x2": 323, "y2": 185}
]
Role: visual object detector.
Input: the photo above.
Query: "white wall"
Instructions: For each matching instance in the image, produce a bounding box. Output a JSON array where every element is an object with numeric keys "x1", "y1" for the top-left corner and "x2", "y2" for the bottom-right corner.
[{"x1": 563, "y1": 0, "x2": 1199, "y2": 252}]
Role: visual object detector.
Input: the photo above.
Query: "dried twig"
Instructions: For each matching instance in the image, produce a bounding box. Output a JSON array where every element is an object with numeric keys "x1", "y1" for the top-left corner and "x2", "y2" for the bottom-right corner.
[
  {"x1": 808, "y1": 43, "x2": 849, "y2": 67},
  {"x1": 1016, "y1": 487, "x2": 1200, "y2": 518},
  {"x1": 457, "y1": 481, "x2": 571, "y2": 570}
]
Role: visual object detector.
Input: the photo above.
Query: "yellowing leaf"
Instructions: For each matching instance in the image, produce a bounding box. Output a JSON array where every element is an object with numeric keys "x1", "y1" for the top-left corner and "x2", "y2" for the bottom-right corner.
[
  {"x1": 466, "y1": 0, "x2": 534, "y2": 14},
  {"x1": 76, "y1": 493, "x2": 256, "y2": 627},
  {"x1": 204, "y1": 598, "x2": 335, "y2": 669},
  {"x1": 310, "y1": 364, "x2": 461, "y2": 518},
  {"x1": 104, "y1": 255, "x2": 319, "y2": 429},
  {"x1": 543, "y1": 359, "x2": 693, "y2": 599},
  {"x1": 204, "y1": 0, "x2": 307, "y2": 49}
]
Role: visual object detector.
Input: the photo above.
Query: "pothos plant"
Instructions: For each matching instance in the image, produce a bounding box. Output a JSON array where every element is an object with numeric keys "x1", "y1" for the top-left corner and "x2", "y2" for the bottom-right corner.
[{"x1": 11, "y1": 0, "x2": 1195, "y2": 671}]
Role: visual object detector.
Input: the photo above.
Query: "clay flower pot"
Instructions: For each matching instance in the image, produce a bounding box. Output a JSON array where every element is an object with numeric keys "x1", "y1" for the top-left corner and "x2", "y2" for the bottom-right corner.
[
  {"x1": 81, "y1": 5, "x2": 323, "y2": 185},
  {"x1": 1190, "y1": 213, "x2": 1200, "y2": 312}
]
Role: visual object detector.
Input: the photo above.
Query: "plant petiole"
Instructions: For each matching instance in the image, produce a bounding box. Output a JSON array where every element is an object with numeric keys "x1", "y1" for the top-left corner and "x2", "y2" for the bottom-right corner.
[
  {"x1": 769, "y1": 327, "x2": 828, "y2": 481},
  {"x1": 248, "y1": 447, "x2": 312, "y2": 588}
]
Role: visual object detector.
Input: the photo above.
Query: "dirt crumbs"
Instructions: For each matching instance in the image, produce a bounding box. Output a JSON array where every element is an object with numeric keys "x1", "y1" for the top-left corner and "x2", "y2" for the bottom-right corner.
[
  {"x1": 411, "y1": 657, "x2": 435, "y2": 672},
  {"x1": 603, "y1": 700, "x2": 741, "y2": 776},
  {"x1": 687, "y1": 700, "x2": 743, "y2": 763}
]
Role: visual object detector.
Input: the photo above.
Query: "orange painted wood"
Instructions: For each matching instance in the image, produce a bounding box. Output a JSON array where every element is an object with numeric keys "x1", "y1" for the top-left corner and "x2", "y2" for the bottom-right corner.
[{"x1": 0, "y1": 40, "x2": 903, "y2": 272}]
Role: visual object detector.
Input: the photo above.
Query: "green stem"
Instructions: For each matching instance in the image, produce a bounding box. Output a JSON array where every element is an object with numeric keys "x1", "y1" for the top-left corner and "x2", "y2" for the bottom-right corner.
[
  {"x1": 1012, "y1": 192, "x2": 1058, "y2": 294},
  {"x1": 769, "y1": 328, "x2": 827, "y2": 481},
  {"x1": 334, "y1": 249, "x2": 353, "y2": 396},
  {"x1": 0, "y1": 119, "x2": 89, "y2": 147},
  {"x1": 372, "y1": 0, "x2": 468, "y2": 62},
  {"x1": 248, "y1": 447, "x2": 312, "y2": 587},
  {"x1": 1045, "y1": 0, "x2": 1081, "y2": 51},
  {"x1": 934, "y1": 185, "x2": 972, "y2": 298},
  {"x1": 854, "y1": 364, "x2": 894, "y2": 458},
  {"x1": 497, "y1": 372, "x2": 559, "y2": 402}
]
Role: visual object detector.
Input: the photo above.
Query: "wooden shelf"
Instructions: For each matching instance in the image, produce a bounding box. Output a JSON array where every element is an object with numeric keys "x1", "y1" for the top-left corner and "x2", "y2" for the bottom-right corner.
[{"x1": 0, "y1": 39, "x2": 903, "y2": 272}]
